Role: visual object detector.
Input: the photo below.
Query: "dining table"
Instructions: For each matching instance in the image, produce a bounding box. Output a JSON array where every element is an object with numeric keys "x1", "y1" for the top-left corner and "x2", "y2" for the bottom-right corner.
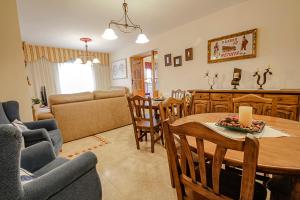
[{"x1": 172, "y1": 113, "x2": 300, "y2": 199}]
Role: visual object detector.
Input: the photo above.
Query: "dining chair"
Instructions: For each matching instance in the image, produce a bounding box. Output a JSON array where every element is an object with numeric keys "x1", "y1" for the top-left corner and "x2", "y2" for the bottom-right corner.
[
  {"x1": 162, "y1": 120, "x2": 267, "y2": 200},
  {"x1": 171, "y1": 89, "x2": 186, "y2": 100},
  {"x1": 127, "y1": 95, "x2": 164, "y2": 153},
  {"x1": 233, "y1": 94, "x2": 277, "y2": 116},
  {"x1": 159, "y1": 97, "x2": 186, "y2": 187}
]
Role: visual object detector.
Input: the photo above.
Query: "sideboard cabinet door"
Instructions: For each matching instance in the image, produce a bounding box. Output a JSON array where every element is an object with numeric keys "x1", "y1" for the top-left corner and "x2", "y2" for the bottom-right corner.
[
  {"x1": 210, "y1": 101, "x2": 232, "y2": 113},
  {"x1": 192, "y1": 100, "x2": 210, "y2": 114},
  {"x1": 264, "y1": 104, "x2": 298, "y2": 120}
]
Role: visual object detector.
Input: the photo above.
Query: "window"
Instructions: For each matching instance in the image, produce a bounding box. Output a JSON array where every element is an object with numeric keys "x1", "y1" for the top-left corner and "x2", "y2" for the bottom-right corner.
[{"x1": 58, "y1": 62, "x2": 95, "y2": 94}]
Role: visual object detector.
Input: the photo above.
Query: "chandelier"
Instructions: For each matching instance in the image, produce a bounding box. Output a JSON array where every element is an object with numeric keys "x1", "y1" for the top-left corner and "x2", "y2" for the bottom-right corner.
[
  {"x1": 74, "y1": 38, "x2": 100, "y2": 65},
  {"x1": 102, "y1": 0, "x2": 149, "y2": 44}
]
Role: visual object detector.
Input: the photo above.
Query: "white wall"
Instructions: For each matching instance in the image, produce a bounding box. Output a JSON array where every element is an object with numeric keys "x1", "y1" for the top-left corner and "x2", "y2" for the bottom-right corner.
[
  {"x1": 111, "y1": 0, "x2": 300, "y2": 97},
  {"x1": 0, "y1": 0, "x2": 32, "y2": 120}
]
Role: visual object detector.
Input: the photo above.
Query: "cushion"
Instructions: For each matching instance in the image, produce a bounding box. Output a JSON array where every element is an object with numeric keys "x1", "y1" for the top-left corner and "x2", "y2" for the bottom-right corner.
[
  {"x1": 11, "y1": 120, "x2": 27, "y2": 149},
  {"x1": 0, "y1": 103, "x2": 10, "y2": 124},
  {"x1": 20, "y1": 168, "x2": 34, "y2": 184},
  {"x1": 93, "y1": 90, "x2": 125, "y2": 100},
  {"x1": 12, "y1": 119, "x2": 29, "y2": 132},
  {"x1": 49, "y1": 92, "x2": 93, "y2": 106}
]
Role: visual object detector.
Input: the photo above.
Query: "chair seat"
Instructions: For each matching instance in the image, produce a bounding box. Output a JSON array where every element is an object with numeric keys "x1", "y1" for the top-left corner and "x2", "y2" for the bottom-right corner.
[
  {"x1": 136, "y1": 118, "x2": 161, "y2": 128},
  {"x1": 190, "y1": 164, "x2": 267, "y2": 200},
  {"x1": 33, "y1": 157, "x2": 68, "y2": 177}
]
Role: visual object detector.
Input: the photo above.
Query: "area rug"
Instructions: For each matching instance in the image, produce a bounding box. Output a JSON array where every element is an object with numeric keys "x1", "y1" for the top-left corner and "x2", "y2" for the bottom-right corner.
[{"x1": 59, "y1": 134, "x2": 109, "y2": 159}]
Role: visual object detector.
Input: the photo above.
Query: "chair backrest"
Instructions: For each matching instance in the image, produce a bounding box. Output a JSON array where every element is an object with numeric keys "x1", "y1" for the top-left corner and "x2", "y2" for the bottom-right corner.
[
  {"x1": 0, "y1": 101, "x2": 20, "y2": 123},
  {"x1": 172, "y1": 89, "x2": 186, "y2": 100},
  {"x1": 233, "y1": 94, "x2": 276, "y2": 116},
  {"x1": 0, "y1": 125, "x2": 23, "y2": 200},
  {"x1": 127, "y1": 95, "x2": 154, "y2": 127},
  {"x1": 159, "y1": 97, "x2": 185, "y2": 123},
  {"x1": 162, "y1": 121, "x2": 259, "y2": 200}
]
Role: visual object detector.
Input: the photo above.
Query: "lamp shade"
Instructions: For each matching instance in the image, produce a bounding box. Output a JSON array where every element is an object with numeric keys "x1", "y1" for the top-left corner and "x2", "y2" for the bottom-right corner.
[
  {"x1": 136, "y1": 33, "x2": 149, "y2": 44},
  {"x1": 92, "y1": 58, "x2": 100, "y2": 64},
  {"x1": 102, "y1": 28, "x2": 118, "y2": 40},
  {"x1": 74, "y1": 58, "x2": 83, "y2": 64},
  {"x1": 86, "y1": 60, "x2": 92, "y2": 65}
]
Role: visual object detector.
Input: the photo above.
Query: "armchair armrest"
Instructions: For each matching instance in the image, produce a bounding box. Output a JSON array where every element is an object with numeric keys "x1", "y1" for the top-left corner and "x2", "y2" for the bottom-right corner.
[
  {"x1": 23, "y1": 152, "x2": 98, "y2": 200},
  {"x1": 22, "y1": 129, "x2": 52, "y2": 147},
  {"x1": 24, "y1": 119, "x2": 58, "y2": 131},
  {"x1": 21, "y1": 141, "x2": 56, "y2": 172}
]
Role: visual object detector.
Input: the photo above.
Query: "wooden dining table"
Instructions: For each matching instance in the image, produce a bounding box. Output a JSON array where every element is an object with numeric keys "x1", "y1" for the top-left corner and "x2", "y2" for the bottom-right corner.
[{"x1": 172, "y1": 113, "x2": 300, "y2": 199}]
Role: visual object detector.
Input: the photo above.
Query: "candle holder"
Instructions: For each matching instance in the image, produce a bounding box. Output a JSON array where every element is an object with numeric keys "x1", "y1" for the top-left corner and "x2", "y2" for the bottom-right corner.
[
  {"x1": 253, "y1": 65, "x2": 272, "y2": 90},
  {"x1": 204, "y1": 71, "x2": 218, "y2": 90},
  {"x1": 231, "y1": 68, "x2": 242, "y2": 90}
]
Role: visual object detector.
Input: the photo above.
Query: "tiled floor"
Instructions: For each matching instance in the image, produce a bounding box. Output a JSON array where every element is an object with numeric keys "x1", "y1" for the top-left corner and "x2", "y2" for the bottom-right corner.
[{"x1": 62, "y1": 125, "x2": 177, "y2": 200}]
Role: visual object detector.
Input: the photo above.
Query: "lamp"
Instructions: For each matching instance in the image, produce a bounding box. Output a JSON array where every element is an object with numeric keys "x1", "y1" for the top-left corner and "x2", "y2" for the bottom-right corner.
[
  {"x1": 75, "y1": 38, "x2": 101, "y2": 65},
  {"x1": 102, "y1": 0, "x2": 149, "y2": 44}
]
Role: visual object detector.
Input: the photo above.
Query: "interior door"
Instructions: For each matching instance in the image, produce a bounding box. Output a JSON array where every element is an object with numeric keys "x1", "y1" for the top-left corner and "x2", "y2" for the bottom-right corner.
[{"x1": 131, "y1": 57, "x2": 145, "y2": 96}]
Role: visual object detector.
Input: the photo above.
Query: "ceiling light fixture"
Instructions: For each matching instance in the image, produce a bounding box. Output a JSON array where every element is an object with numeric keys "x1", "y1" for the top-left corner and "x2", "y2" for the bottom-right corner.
[
  {"x1": 102, "y1": 0, "x2": 149, "y2": 44},
  {"x1": 75, "y1": 38, "x2": 100, "y2": 65}
]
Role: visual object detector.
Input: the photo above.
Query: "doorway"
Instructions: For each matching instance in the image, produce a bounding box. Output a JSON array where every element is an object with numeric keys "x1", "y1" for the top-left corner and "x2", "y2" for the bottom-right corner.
[{"x1": 130, "y1": 50, "x2": 159, "y2": 97}]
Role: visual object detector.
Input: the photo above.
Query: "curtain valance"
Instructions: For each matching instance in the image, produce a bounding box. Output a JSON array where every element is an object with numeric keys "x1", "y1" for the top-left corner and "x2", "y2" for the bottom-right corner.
[{"x1": 22, "y1": 42, "x2": 110, "y2": 65}]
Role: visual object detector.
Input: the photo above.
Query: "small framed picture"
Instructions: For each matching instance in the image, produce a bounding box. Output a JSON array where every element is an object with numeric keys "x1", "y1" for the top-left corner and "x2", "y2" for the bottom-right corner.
[
  {"x1": 164, "y1": 54, "x2": 172, "y2": 66},
  {"x1": 173, "y1": 56, "x2": 182, "y2": 67},
  {"x1": 185, "y1": 48, "x2": 193, "y2": 61}
]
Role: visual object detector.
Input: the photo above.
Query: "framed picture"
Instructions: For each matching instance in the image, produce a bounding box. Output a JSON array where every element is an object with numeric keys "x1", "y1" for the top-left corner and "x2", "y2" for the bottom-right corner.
[
  {"x1": 112, "y1": 59, "x2": 127, "y2": 80},
  {"x1": 164, "y1": 54, "x2": 172, "y2": 66},
  {"x1": 208, "y1": 29, "x2": 257, "y2": 63},
  {"x1": 173, "y1": 56, "x2": 182, "y2": 67},
  {"x1": 185, "y1": 48, "x2": 193, "y2": 61}
]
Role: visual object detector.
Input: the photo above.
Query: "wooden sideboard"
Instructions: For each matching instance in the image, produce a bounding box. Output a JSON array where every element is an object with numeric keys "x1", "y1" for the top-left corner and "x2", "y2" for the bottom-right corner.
[{"x1": 188, "y1": 89, "x2": 300, "y2": 121}]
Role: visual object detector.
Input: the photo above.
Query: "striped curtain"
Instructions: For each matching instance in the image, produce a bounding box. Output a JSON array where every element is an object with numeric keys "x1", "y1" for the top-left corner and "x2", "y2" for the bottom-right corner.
[{"x1": 22, "y1": 42, "x2": 110, "y2": 65}]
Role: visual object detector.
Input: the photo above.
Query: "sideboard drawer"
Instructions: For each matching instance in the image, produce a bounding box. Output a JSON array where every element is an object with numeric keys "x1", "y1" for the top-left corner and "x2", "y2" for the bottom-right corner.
[
  {"x1": 211, "y1": 93, "x2": 232, "y2": 101},
  {"x1": 193, "y1": 93, "x2": 210, "y2": 100},
  {"x1": 264, "y1": 95, "x2": 299, "y2": 105}
]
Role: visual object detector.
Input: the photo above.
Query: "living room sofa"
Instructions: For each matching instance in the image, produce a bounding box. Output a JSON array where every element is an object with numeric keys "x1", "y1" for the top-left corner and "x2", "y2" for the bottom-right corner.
[{"x1": 49, "y1": 89, "x2": 131, "y2": 142}]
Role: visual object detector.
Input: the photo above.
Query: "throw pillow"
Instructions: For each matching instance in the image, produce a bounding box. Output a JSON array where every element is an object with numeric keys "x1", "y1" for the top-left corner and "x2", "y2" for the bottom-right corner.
[
  {"x1": 11, "y1": 119, "x2": 29, "y2": 132},
  {"x1": 20, "y1": 168, "x2": 34, "y2": 184},
  {"x1": 11, "y1": 120, "x2": 28, "y2": 149}
]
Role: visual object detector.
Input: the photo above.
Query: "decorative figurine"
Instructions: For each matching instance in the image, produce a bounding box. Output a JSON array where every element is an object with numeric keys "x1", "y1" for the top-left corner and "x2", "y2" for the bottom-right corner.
[
  {"x1": 253, "y1": 65, "x2": 272, "y2": 89},
  {"x1": 231, "y1": 68, "x2": 242, "y2": 89},
  {"x1": 204, "y1": 71, "x2": 218, "y2": 90}
]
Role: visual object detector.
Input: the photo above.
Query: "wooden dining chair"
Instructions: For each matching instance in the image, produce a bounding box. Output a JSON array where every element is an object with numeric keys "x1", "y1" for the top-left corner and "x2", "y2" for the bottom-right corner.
[
  {"x1": 162, "y1": 120, "x2": 267, "y2": 200},
  {"x1": 233, "y1": 94, "x2": 277, "y2": 116},
  {"x1": 127, "y1": 95, "x2": 164, "y2": 153},
  {"x1": 172, "y1": 89, "x2": 186, "y2": 100},
  {"x1": 159, "y1": 97, "x2": 186, "y2": 188}
]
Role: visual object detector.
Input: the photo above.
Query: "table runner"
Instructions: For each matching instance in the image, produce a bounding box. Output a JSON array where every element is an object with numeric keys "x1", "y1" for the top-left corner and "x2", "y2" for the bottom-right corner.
[{"x1": 204, "y1": 122, "x2": 290, "y2": 139}]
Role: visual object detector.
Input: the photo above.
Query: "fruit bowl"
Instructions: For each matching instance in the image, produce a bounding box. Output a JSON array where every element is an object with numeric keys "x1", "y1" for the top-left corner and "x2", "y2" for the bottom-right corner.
[{"x1": 215, "y1": 115, "x2": 265, "y2": 133}]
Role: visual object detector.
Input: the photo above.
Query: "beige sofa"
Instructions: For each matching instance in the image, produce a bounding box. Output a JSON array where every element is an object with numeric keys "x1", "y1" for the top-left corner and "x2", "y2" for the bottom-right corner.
[{"x1": 49, "y1": 89, "x2": 131, "y2": 142}]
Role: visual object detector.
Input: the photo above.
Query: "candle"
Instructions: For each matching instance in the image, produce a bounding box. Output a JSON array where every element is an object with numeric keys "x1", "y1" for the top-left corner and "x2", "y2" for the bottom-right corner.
[{"x1": 239, "y1": 106, "x2": 253, "y2": 127}]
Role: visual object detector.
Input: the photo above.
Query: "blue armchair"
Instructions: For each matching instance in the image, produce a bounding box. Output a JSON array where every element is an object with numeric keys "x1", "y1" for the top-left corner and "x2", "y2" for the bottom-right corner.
[
  {"x1": 0, "y1": 101, "x2": 62, "y2": 154},
  {"x1": 0, "y1": 125, "x2": 102, "y2": 200}
]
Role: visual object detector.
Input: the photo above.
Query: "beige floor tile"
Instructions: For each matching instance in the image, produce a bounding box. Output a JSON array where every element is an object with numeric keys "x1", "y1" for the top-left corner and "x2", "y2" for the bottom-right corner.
[{"x1": 61, "y1": 125, "x2": 177, "y2": 200}]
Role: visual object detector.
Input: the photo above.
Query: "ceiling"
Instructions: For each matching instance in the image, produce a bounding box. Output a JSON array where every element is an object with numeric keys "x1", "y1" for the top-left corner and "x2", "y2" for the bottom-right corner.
[{"x1": 17, "y1": 0, "x2": 247, "y2": 52}]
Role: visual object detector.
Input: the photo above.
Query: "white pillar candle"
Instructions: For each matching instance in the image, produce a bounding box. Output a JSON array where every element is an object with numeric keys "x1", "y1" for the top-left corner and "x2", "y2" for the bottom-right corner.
[{"x1": 239, "y1": 106, "x2": 253, "y2": 127}]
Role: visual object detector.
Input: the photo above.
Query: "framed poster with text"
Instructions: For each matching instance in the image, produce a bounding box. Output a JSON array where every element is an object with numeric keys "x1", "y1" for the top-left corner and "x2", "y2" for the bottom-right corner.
[{"x1": 208, "y1": 29, "x2": 257, "y2": 63}]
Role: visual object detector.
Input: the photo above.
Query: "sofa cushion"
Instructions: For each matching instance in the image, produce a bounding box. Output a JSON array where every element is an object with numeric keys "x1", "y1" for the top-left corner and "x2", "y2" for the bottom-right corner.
[
  {"x1": 0, "y1": 103, "x2": 10, "y2": 124},
  {"x1": 93, "y1": 90, "x2": 125, "y2": 100},
  {"x1": 49, "y1": 92, "x2": 93, "y2": 106}
]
